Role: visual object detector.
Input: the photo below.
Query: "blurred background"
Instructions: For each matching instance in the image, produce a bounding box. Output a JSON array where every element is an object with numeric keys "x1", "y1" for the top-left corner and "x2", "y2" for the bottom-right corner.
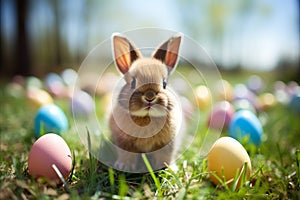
[{"x1": 1, "y1": 0, "x2": 299, "y2": 80}]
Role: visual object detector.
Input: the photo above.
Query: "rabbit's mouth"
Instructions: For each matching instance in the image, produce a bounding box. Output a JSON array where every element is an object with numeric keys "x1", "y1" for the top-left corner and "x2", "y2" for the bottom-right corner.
[
  {"x1": 128, "y1": 90, "x2": 170, "y2": 117},
  {"x1": 129, "y1": 103, "x2": 168, "y2": 117},
  {"x1": 146, "y1": 102, "x2": 154, "y2": 110}
]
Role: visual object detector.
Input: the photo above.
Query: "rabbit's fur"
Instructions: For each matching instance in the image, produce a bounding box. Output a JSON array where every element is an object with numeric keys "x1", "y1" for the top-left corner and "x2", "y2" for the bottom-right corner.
[{"x1": 109, "y1": 33, "x2": 183, "y2": 171}]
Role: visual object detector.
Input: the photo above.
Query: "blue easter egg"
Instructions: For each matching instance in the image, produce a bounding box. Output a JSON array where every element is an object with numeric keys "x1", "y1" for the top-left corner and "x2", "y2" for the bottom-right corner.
[
  {"x1": 289, "y1": 94, "x2": 300, "y2": 114},
  {"x1": 34, "y1": 104, "x2": 68, "y2": 138},
  {"x1": 229, "y1": 110, "x2": 263, "y2": 145}
]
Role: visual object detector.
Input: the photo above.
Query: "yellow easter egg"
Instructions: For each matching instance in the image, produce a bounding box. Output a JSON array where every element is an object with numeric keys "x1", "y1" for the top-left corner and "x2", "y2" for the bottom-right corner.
[
  {"x1": 101, "y1": 93, "x2": 113, "y2": 114},
  {"x1": 258, "y1": 93, "x2": 277, "y2": 111},
  {"x1": 27, "y1": 89, "x2": 53, "y2": 109},
  {"x1": 207, "y1": 137, "x2": 251, "y2": 188},
  {"x1": 215, "y1": 79, "x2": 233, "y2": 101},
  {"x1": 195, "y1": 85, "x2": 212, "y2": 109}
]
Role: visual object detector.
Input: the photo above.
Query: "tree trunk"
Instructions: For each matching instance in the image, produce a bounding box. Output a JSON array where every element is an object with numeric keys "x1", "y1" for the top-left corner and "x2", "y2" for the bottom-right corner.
[{"x1": 15, "y1": 0, "x2": 32, "y2": 76}]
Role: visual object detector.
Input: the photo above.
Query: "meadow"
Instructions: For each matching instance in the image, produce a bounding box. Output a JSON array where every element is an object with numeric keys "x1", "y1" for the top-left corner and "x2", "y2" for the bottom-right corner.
[{"x1": 0, "y1": 69, "x2": 299, "y2": 200}]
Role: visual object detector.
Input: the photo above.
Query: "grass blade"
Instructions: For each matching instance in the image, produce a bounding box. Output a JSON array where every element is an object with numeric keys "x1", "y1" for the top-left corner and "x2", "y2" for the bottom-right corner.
[
  {"x1": 118, "y1": 174, "x2": 128, "y2": 198},
  {"x1": 231, "y1": 162, "x2": 248, "y2": 191},
  {"x1": 109, "y1": 167, "x2": 115, "y2": 194},
  {"x1": 68, "y1": 150, "x2": 76, "y2": 182},
  {"x1": 86, "y1": 127, "x2": 96, "y2": 184},
  {"x1": 141, "y1": 153, "x2": 162, "y2": 198},
  {"x1": 296, "y1": 149, "x2": 300, "y2": 185},
  {"x1": 164, "y1": 163, "x2": 183, "y2": 188},
  {"x1": 52, "y1": 164, "x2": 69, "y2": 192}
]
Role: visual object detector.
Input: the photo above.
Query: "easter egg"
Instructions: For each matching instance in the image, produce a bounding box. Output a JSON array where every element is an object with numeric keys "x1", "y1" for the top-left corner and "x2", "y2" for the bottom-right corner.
[
  {"x1": 12, "y1": 75, "x2": 25, "y2": 86},
  {"x1": 232, "y1": 99, "x2": 256, "y2": 114},
  {"x1": 44, "y1": 73, "x2": 66, "y2": 97},
  {"x1": 195, "y1": 85, "x2": 212, "y2": 109},
  {"x1": 61, "y1": 68, "x2": 78, "y2": 86},
  {"x1": 170, "y1": 77, "x2": 189, "y2": 95},
  {"x1": 258, "y1": 93, "x2": 276, "y2": 111},
  {"x1": 274, "y1": 89, "x2": 289, "y2": 105},
  {"x1": 26, "y1": 76, "x2": 43, "y2": 90},
  {"x1": 34, "y1": 104, "x2": 68, "y2": 138},
  {"x1": 285, "y1": 81, "x2": 298, "y2": 96},
  {"x1": 28, "y1": 133, "x2": 72, "y2": 183},
  {"x1": 273, "y1": 81, "x2": 286, "y2": 91},
  {"x1": 207, "y1": 137, "x2": 251, "y2": 188},
  {"x1": 96, "y1": 72, "x2": 119, "y2": 95},
  {"x1": 215, "y1": 79, "x2": 233, "y2": 101},
  {"x1": 71, "y1": 90, "x2": 95, "y2": 117},
  {"x1": 246, "y1": 75, "x2": 264, "y2": 94},
  {"x1": 101, "y1": 93, "x2": 113, "y2": 114},
  {"x1": 233, "y1": 84, "x2": 257, "y2": 107},
  {"x1": 180, "y1": 96, "x2": 194, "y2": 120},
  {"x1": 229, "y1": 110, "x2": 263, "y2": 145},
  {"x1": 289, "y1": 94, "x2": 300, "y2": 114},
  {"x1": 27, "y1": 88, "x2": 53, "y2": 109},
  {"x1": 5, "y1": 82, "x2": 24, "y2": 98},
  {"x1": 207, "y1": 101, "x2": 235, "y2": 130}
]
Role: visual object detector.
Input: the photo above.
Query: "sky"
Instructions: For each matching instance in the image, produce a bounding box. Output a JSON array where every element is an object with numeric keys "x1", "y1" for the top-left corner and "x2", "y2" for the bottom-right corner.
[{"x1": 1, "y1": 0, "x2": 299, "y2": 71}]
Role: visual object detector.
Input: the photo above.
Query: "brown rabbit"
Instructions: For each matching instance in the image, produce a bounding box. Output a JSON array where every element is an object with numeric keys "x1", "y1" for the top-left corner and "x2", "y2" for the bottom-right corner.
[{"x1": 109, "y1": 33, "x2": 183, "y2": 172}]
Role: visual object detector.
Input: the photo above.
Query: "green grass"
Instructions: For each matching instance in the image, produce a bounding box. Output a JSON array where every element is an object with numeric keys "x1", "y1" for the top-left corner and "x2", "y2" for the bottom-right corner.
[{"x1": 0, "y1": 73, "x2": 300, "y2": 199}]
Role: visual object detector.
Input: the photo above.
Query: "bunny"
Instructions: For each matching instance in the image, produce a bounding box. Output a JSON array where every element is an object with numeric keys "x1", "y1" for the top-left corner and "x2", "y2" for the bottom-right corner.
[{"x1": 109, "y1": 33, "x2": 183, "y2": 172}]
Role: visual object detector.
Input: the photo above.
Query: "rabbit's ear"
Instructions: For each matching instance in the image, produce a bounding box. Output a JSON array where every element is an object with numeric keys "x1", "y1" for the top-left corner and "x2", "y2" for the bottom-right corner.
[
  {"x1": 112, "y1": 33, "x2": 142, "y2": 74},
  {"x1": 152, "y1": 33, "x2": 182, "y2": 74}
]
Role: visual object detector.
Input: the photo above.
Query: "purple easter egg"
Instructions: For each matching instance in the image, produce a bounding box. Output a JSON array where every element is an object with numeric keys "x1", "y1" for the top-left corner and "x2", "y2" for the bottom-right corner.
[
  {"x1": 71, "y1": 90, "x2": 95, "y2": 117},
  {"x1": 180, "y1": 96, "x2": 195, "y2": 120},
  {"x1": 286, "y1": 81, "x2": 299, "y2": 97},
  {"x1": 246, "y1": 75, "x2": 264, "y2": 94},
  {"x1": 233, "y1": 84, "x2": 257, "y2": 108},
  {"x1": 208, "y1": 101, "x2": 235, "y2": 130},
  {"x1": 45, "y1": 73, "x2": 65, "y2": 97}
]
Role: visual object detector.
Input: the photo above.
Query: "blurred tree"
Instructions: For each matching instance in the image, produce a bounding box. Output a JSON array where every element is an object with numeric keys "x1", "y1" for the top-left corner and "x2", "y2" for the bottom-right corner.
[
  {"x1": 14, "y1": 0, "x2": 32, "y2": 76},
  {"x1": 296, "y1": 0, "x2": 300, "y2": 80},
  {"x1": 0, "y1": 0, "x2": 3, "y2": 75},
  {"x1": 51, "y1": 0, "x2": 63, "y2": 68}
]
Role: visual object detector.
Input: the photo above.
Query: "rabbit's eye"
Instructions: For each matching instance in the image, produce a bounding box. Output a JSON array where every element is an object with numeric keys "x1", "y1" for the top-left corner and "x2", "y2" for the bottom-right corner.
[
  {"x1": 131, "y1": 77, "x2": 136, "y2": 89},
  {"x1": 163, "y1": 79, "x2": 167, "y2": 89}
]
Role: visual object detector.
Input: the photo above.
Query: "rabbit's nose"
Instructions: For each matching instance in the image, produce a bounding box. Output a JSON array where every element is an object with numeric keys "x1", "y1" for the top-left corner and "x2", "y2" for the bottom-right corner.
[{"x1": 144, "y1": 90, "x2": 156, "y2": 102}]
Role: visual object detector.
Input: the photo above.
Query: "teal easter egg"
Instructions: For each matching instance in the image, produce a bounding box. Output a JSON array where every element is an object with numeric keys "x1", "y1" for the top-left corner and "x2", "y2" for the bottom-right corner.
[
  {"x1": 26, "y1": 76, "x2": 43, "y2": 90},
  {"x1": 233, "y1": 99, "x2": 256, "y2": 114},
  {"x1": 289, "y1": 94, "x2": 300, "y2": 114},
  {"x1": 61, "y1": 68, "x2": 78, "y2": 86},
  {"x1": 229, "y1": 110, "x2": 263, "y2": 145},
  {"x1": 34, "y1": 104, "x2": 68, "y2": 138}
]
